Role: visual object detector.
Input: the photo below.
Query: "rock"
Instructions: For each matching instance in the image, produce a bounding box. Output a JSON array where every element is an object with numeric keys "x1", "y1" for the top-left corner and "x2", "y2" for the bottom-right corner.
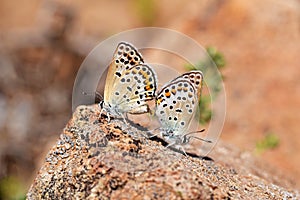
[{"x1": 27, "y1": 105, "x2": 299, "y2": 199}]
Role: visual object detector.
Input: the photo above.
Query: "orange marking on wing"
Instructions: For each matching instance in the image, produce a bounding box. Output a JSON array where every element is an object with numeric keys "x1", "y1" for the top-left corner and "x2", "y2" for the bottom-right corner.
[
  {"x1": 140, "y1": 71, "x2": 148, "y2": 77},
  {"x1": 156, "y1": 98, "x2": 163, "y2": 105},
  {"x1": 145, "y1": 85, "x2": 151, "y2": 91},
  {"x1": 132, "y1": 69, "x2": 137, "y2": 74},
  {"x1": 171, "y1": 89, "x2": 176, "y2": 95}
]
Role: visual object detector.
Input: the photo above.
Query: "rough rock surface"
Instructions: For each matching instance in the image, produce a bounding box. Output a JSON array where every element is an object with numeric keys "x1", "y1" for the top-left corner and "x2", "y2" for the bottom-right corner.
[{"x1": 27, "y1": 105, "x2": 299, "y2": 199}]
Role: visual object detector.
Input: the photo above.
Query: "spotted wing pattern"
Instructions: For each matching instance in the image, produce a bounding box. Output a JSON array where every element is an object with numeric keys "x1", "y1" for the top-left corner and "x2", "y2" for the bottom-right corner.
[
  {"x1": 103, "y1": 42, "x2": 157, "y2": 116},
  {"x1": 108, "y1": 64, "x2": 157, "y2": 114},
  {"x1": 155, "y1": 71, "x2": 203, "y2": 143},
  {"x1": 171, "y1": 71, "x2": 203, "y2": 99},
  {"x1": 104, "y1": 42, "x2": 144, "y2": 104}
]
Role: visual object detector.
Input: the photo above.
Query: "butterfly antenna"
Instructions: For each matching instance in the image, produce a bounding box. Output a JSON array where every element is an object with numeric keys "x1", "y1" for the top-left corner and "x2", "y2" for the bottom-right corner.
[
  {"x1": 185, "y1": 129, "x2": 205, "y2": 135},
  {"x1": 183, "y1": 129, "x2": 211, "y2": 144},
  {"x1": 188, "y1": 136, "x2": 212, "y2": 143}
]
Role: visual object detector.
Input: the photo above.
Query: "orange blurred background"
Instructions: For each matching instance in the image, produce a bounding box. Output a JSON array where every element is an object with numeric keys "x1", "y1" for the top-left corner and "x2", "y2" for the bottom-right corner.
[{"x1": 0, "y1": 0, "x2": 299, "y2": 198}]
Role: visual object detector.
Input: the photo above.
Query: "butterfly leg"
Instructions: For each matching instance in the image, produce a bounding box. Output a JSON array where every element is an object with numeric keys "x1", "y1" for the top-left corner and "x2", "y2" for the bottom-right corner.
[
  {"x1": 165, "y1": 141, "x2": 176, "y2": 149},
  {"x1": 118, "y1": 112, "x2": 129, "y2": 126},
  {"x1": 123, "y1": 113, "x2": 130, "y2": 125},
  {"x1": 99, "y1": 106, "x2": 110, "y2": 122},
  {"x1": 107, "y1": 112, "x2": 129, "y2": 128},
  {"x1": 178, "y1": 145, "x2": 188, "y2": 157},
  {"x1": 106, "y1": 112, "x2": 111, "y2": 122},
  {"x1": 165, "y1": 141, "x2": 188, "y2": 157},
  {"x1": 145, "y1": 127, "x2": 160, "y2": 138}
]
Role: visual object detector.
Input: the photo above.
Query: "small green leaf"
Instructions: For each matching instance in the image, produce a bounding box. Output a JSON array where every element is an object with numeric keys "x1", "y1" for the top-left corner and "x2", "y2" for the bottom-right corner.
[
  {"x1": 133, "y1": 0, "x2": 156, "y2": 26},
  {"x1": 255, "y1": 132, "x2": 280, "y2": 153},
  {"x1": 0, "y1": 176, "x2": 26, "y2": 200}
]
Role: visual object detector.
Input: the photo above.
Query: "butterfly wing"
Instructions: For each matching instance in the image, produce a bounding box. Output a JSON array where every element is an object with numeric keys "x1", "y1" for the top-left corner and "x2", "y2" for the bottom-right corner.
[
  {"x1": 171, "y1": 70, "x2": 203, "y2": 100},
  {"x1": 156, "y1": 80, "x2": 198, "y2": 136},
  {"x1": 109, "y1": 64, "x2": 157, "y2": 114},
  {"x1": 104, "y1": 42, "x2": 144, "y2": 104}
]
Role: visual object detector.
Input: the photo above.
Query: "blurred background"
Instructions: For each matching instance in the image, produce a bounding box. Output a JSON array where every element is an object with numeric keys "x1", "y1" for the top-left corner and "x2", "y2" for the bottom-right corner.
[{"x1": 0, "y1": 0, "x2": 299, "y2": 199}]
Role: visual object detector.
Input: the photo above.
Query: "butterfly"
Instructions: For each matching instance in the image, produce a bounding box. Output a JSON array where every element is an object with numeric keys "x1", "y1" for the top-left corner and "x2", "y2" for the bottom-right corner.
[
  {"x1": 155, "y1": 70, "x2": 211, "y2": 155},
  {"x1": 100, "y1": 42, "x2": 157, "y2": 121}
]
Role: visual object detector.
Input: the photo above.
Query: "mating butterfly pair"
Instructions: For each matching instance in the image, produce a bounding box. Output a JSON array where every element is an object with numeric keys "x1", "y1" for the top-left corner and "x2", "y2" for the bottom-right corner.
[{"x1": 100, "y1": 42, "x2": 210, "y2": 153}]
